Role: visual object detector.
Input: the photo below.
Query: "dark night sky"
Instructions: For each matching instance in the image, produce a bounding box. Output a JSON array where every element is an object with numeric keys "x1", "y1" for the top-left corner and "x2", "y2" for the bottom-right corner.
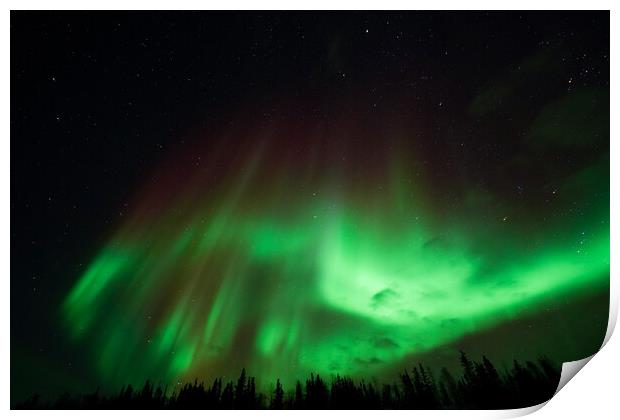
[{"x1": 11, "y1": 11, "x2": 609, "y2": 402}]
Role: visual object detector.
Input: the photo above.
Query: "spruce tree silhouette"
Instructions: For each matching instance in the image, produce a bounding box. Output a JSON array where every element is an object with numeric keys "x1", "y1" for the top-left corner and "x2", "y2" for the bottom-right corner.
[
  {"x1": 293, "y1": 380, "x2": 304, "y2": 409},
  {"x1": 305, "y1": 373, "x2": 329, "y2": 409},
  {"x1": 234, "y1": 368, "x2": 246, "y2": 408},
  {"x1": 400, "y1": 369, "x2": 415, "y2": 408},
  {"x1": 270, "y1": 379, "x2": 284, "y2": 409},
  {"x1": 220, "y1": 381, "x2": 234, "y2": 409},
  {"x1": 13, "y1": 353, "x2": 562, "y2": 409}
]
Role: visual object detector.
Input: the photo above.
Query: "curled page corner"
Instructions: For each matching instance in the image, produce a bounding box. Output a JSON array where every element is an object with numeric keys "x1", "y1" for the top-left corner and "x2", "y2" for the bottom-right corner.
[
  {"x1": 495, "y1": 354, "x2": 598, "y2": 418},
  {"x1": 501, "y1": 295, "x2": 617, "y2": 418},
  {"x1": 493, "y1": 401, "x2": 548, "y2": 418},
  {"x1": 555, "y1": 355, "x2": 595, "y2": 395},
  {"x1": 602, "y1": 284, "x2": 619, "y2": 348},
  {"x1": 550, "y1": 282, "x2": 620, "y2": 395},
  {"x1": 511, "y1": 290, "x2": 618, "y2": 416}
]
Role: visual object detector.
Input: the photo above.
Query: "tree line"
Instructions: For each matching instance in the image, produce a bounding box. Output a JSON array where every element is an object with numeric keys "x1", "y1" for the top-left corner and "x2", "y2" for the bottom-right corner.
[{"x1": 15, "y1": 351, "x2": 561, "y2": 409}]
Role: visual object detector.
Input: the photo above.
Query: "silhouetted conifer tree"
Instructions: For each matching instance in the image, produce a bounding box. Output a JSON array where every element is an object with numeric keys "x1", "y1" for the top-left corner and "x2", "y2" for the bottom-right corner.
[
  {"x1": 234, "y1": 368, "x2": 246, "y2": 407},
  {"x1": 270, "y1": 379, "x2": 284, "y2": 409},
  {"x1": 439, "y1": 367, "x2": 459, "y2": 407},
  {"x1": 293, "y1": 380, "x2": 304, "y2": 409},
  {"x1": 14, "y1": 354, "x2": 562, "y2": 410},
  {"x1": 221, "y1": 382, "x2": 234, "y2": 409},
  {"x1": 400, "y1": 370, "x2": 415, "y2": 408}
]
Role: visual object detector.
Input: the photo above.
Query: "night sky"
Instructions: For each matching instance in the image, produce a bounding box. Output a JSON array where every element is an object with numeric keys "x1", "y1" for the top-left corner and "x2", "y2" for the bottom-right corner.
[{"x1": 11, "y1": 11, "x2": 609, "y2": 402}]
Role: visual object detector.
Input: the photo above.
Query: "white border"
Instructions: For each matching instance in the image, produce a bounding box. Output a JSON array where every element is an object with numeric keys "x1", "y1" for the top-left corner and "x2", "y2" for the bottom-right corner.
[{"x1": 5, "y1": 2, "x2": 617, "y2": 419}]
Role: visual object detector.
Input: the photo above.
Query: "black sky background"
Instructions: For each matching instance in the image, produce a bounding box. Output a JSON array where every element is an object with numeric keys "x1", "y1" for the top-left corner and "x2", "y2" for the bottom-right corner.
[{"x1": 11, "y1": 11, "x2": 609, "y2": 402}]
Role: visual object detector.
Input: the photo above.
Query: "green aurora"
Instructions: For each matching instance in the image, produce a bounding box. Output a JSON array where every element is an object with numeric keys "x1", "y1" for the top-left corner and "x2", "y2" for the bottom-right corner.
[{"x1": 61, "y1": 107, "x2": 609, "y2": 390}]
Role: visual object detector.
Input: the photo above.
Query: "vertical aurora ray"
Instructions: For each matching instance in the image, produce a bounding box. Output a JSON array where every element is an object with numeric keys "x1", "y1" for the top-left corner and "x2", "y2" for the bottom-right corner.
[{"x1": 62, "y1": 113, "x2": 609, "y2": 390}]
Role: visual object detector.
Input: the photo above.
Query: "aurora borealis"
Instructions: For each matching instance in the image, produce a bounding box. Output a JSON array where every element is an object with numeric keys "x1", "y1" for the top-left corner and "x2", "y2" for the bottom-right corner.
[
  {"x1": 59, "y1": 107, "x2": 609, "y2": 389},
  {"x1": 12, "y1": 11, "x2": 609, "y2": 402}
]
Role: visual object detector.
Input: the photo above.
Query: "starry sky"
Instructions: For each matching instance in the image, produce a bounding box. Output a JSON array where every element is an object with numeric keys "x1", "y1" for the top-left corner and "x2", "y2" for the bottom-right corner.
[{"x1": 11, "y1": 11, "x2": 609, "y2": 402}]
